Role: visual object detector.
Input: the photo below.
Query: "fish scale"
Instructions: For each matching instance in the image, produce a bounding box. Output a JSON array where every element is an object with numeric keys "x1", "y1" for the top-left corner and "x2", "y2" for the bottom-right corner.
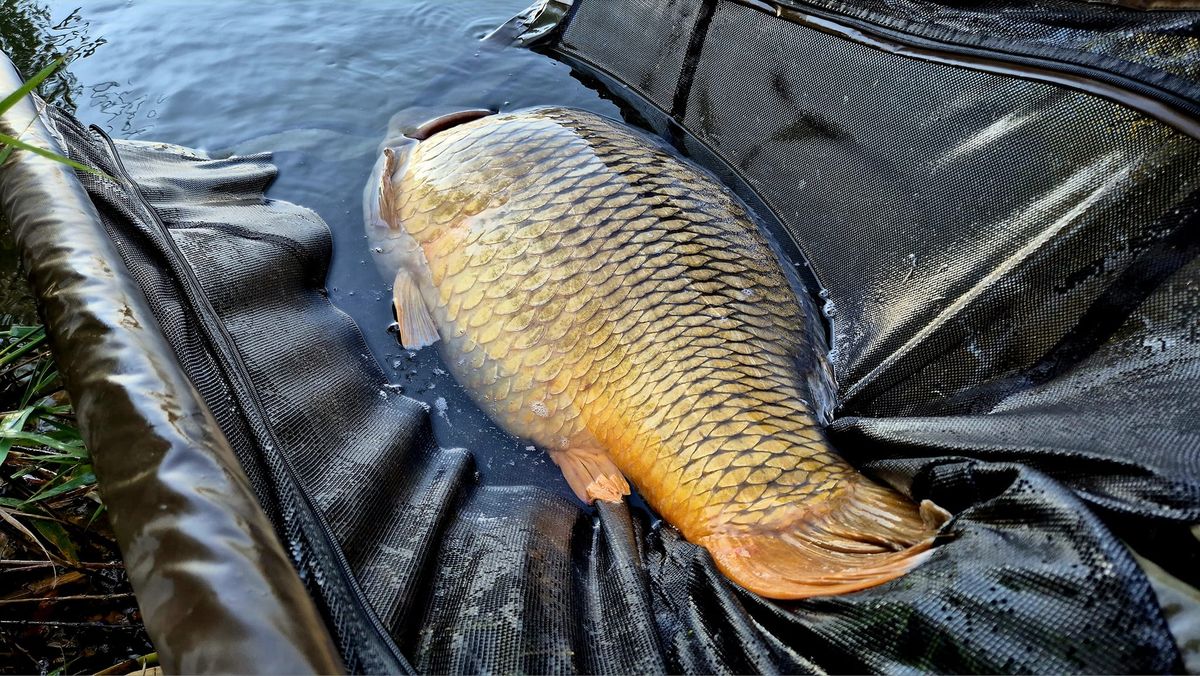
[{"x1": 368, "y1": 106, "x2": 950, "y2": 599}]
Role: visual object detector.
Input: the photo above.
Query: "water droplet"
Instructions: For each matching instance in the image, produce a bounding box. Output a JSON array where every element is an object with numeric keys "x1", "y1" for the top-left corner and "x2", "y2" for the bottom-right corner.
[{"x1": 434, "y1": 397, "x2": 451, "y2": 424}]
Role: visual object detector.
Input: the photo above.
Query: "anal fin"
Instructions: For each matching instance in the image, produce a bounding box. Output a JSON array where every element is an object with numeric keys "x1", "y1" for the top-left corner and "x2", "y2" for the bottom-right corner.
[
  {"x1": 393, "y1": 268, "x2": 439, "y2": 350},
  {"x1": 549, "y1": 446, "x2": 631, "y2": 504}
]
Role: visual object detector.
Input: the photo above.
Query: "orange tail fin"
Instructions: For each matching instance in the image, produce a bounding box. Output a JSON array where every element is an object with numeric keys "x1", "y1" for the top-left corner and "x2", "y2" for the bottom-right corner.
[{"x1": 699, "y1": 480, "x2": 951, "y2": 599}]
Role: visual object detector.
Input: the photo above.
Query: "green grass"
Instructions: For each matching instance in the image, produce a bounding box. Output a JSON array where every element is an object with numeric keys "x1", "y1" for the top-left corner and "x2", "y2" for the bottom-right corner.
[
  {"x1": 0, "y1": 323, "x2": 154, "y2": 673},
  {"x1": 0, "y1": 323, "x2": 95, "y2": 564}
]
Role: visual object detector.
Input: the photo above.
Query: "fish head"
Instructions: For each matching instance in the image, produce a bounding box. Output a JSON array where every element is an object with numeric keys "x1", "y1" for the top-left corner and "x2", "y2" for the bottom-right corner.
[
  {"x1": 364, "y1": 108, "x2": 497, "y2": 278},
  {"x1": 364, "y1": 136, "x2": 423, "y2": 276}
]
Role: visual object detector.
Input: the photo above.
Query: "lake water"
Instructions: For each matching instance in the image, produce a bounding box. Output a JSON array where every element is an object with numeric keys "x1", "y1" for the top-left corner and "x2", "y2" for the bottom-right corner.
[{"x1": 1, "y1": 0, "x2": 623, "y2": 490}]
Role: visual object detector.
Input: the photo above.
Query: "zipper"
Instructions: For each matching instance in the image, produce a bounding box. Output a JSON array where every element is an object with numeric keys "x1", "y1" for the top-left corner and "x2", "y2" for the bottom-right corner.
[
  {"x1": 90, "y1": 128, "x2": 412, "y2": 674},
  {"x1": 729, "y1": 0, "x2": 1200, "y2": 140}
]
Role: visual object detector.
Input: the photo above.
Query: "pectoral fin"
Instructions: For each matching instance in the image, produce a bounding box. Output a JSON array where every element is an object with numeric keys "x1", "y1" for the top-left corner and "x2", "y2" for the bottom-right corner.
[{"x1": 393, "y1": 269, "x2": 439, "y2": 350}]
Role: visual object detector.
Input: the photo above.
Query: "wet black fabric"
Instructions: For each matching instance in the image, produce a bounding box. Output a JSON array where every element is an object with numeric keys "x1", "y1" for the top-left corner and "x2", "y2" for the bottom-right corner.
[
  {"x1": 773, "y1": 0, "x2": 1200, "y2": 98},
  {"x1": 30, "y1": 0, "x2": 1200, "y2": 672}
]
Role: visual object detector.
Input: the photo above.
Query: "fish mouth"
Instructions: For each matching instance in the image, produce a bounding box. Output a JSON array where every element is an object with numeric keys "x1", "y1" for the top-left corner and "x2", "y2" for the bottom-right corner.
[{"x1": 405, "y1": 108, "x2": 496, "y2": 141}]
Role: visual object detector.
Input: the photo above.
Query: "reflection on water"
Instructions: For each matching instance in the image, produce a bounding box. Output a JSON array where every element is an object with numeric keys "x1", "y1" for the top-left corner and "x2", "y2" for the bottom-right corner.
[
  {"x1": 87, "y1": 79, "x2": 164, "y2": 136},
  {"x1": 0, "y1": 0, "x2": 106, "y2": 108}
]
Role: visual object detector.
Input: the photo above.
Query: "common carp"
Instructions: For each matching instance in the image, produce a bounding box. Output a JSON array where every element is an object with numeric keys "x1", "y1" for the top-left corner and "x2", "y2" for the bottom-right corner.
[{"x1": 365, "y1": 107, "x2": 950, "y2": 599}]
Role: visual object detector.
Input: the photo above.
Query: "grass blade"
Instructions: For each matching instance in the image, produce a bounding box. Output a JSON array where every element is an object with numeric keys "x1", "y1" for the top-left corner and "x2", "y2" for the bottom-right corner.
[
  {"x1": 0, "y1": 429, "x2": 86, "y2": 455},
  {"x1": 20, "y1": 359, "x2": 58, "y2": 408},
  {"x1": 0, "y1": 54, "x2": 115, "y2": 181},
  {"x1": 22, "y1": 465, "x2": 95, "y2": 505},
  {"x1": 0, "y1": 54, "x2": 66, "y2": 113},
  {"x1": 2, "y1": 407, "x2": 38, "y2": 431},
  {"x1": 10, "y1": 454, "x2": 90, "y2": 465},
  {"x1": 0, "y1": 506, "x2": 56, "y2": 568},
  {"x1": 0, "y1": 325, "x2": 45, "y2": 367},
  {"x1": 32, "y1": 519, "x2": 78, "y2": 563},
  {"x1": 0, "y1": 132, "x2": 114, "y2": 180},
  {"x1": 1, "y1": 325, "x2": 43, "y2": 339},
  {"x1": 35, "y1": 416, "x2": 83, "y2": 437},
  {"x1": 0, "y1": 407, "x2": 39, "y2": 466},
  {"x1": 86, "y1": 502, "x2": 106, "y2": 528}
]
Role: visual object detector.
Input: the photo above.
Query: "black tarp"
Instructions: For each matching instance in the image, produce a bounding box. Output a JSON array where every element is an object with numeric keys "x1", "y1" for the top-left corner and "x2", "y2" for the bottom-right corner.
[{"x1": 3, "y1": 0, "x2": 1200, "y2": 672}]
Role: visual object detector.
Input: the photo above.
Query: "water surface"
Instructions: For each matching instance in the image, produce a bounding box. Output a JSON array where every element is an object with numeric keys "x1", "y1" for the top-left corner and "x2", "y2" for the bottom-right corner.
[{"x1": 5, "y1": 0, "x2": 622, "y2": 491}]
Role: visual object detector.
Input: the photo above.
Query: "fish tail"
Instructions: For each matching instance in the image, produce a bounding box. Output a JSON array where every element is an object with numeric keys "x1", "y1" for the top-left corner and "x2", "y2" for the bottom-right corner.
[{"x1": 699, "y1": 479, "x2": 951, "y2": 599}]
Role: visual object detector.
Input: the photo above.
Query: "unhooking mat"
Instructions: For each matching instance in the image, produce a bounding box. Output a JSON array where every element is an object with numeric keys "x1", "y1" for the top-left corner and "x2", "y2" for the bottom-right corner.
[
  {"x1": 44, "y1": 89, "x2": 1200, "y2": 674},
  {"x1": 4, "y1": 0, "x2": 1200, "y2": 670}
]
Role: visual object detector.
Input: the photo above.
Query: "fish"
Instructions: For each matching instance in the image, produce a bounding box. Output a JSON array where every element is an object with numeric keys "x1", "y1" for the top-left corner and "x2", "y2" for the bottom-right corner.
[{"x1": 364, "y1": 106, "x2": 950, "y2": 599}]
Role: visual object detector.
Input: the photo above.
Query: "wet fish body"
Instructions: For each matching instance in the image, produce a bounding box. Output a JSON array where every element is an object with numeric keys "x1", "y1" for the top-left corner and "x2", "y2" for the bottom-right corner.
[{"x1": 366, "y1": 107, "x2": 948, "y2": 599}]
